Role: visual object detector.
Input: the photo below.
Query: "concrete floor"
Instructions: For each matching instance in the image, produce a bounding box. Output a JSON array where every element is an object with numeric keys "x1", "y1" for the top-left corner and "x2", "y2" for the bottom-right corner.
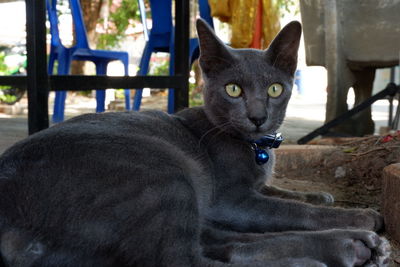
[
  {"x1": 0, "y1": 92, "x2": 392, "y2": 154},
  {"x1": 0, "y1": 116, "x2": 27, "y2": 154}
]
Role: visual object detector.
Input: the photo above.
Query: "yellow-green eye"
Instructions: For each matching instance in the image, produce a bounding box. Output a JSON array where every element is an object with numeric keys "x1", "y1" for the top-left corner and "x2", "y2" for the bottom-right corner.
[
  {"x1": 267, "y1": 83, "x2": 283, "y2": 98},
  {"x1": 225, "y1": 83, "x2": 242, "y2": 98}
]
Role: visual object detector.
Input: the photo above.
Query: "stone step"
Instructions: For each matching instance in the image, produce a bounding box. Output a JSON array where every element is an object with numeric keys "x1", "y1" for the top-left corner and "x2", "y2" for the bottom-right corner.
[
  {"x1": 382, "y1": 164, "x2": 400, "y2": 243},
  {"x1": 274, "y1": 145, "x2": 339, "y2": 180}
]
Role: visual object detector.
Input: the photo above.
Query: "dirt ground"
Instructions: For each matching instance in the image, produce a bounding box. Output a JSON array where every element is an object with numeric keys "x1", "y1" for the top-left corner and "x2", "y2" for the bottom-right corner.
[{"x1": 274, "y1": 134, "x2": 400, "y2": 266}]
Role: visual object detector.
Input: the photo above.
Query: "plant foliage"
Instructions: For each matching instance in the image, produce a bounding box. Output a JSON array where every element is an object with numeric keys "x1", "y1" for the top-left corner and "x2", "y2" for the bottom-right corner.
[
  {"x1": 97, "y1": 0, "x2": 142, "y2": 49},
  {"x1": 276, "y1": 0, "x2": 298, "y2": 15}
]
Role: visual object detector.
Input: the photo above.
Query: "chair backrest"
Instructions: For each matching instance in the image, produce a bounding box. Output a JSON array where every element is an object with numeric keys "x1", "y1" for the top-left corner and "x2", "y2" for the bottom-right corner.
[
  {"x1": 139, "y1": 0, "x2": 213, "y2": 36},
  {"x1": 138, "y1": 0, "x2": 149, "y2": 41},
  {"x1": 149, "y1": 0, "x2": 173, "y2": 35},
  {"x1": 198, "y1": 0, "x2": 214, "y2": 28},
  {"x1": 46, "y1": 0, "x2": 62, "y2": 46},
  {"x1": 138, "y1": 0, "x2": 173, "y2": 36},
  {"x1": 69, "y1": 0, "x2": 90, "y2": 48},
  {"x1": 46, "y1": 0, "x2": 90, "y2": 49}
]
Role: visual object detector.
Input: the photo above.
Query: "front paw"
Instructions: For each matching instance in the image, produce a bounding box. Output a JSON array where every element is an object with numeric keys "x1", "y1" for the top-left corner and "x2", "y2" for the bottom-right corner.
[
  {"x1": 320, "y1": 229, "x2": 391, "y2": 267},
  {"x1": 364, "y1": 237, "x2": 391, "y2": 267},
  {"x1": 305, "y1": 192, "x2": 335, "y2": 206},
  {"x1": 351, "y1": 209, "x2": 383, "y2": 232}
]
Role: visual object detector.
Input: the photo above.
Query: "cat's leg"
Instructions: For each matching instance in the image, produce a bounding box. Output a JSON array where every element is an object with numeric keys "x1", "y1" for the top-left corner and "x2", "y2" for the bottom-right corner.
[
  {"x1": 259, "y1": 184, "x2": 334, "y2": 205},
  {"x1": 208, "y1": 189, "x2": 382, "y2": 232},
  {"x1": 106, "y1": 168, "x2": 324, "y2": 267},
  {"x1": 201, "y1": 255, "x2": 327, "y2": 267},
  {"x1": 201, "y1": 227, "x2": 390, "y2": 267},
  {"x1": 103, "y1": 170, "x2": 287, "y2": 267},
  {"x1": 201, "y1": 227, "x2": 328, "y2": 267},
  {"x1": 0, "y1": 225, "x2": 306, "y2": 267}
]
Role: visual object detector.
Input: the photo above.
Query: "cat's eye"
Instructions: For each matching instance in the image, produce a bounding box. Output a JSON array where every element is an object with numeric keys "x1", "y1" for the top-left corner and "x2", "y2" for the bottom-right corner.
[
  {"x1": 267, "y1": 83, "x2": 283, "y2": 98},
  {"x1": 225, "y1": 84, "x2": 242, "y2": 98}
]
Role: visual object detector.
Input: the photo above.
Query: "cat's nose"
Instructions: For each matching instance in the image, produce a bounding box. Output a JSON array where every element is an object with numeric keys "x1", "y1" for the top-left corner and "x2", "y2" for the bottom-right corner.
[{"x1": 249, "y1": 116, "x2": 267, "y2": 127}]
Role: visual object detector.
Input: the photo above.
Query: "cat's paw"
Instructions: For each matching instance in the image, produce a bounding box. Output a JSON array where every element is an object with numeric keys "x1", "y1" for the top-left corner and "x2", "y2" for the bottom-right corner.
[
  {"x1": 363, "y1": 237, "x2": 391, "y2": 267},
  {"x1": 321, "y1": 229, "x2": 391, "y2": 267},
  {"x1": 350, "y1": 209, "x2": 383, "y2": 232},
  {"x1": 305, "y1": 192, "x2": 334, "y2": 206}
]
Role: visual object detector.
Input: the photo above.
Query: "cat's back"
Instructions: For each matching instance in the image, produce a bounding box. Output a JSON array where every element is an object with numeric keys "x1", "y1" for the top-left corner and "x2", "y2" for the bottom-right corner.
[
  {"x1": 0, "y1": 110, "x2": 202, "y2": 181},
  {"x1": 48, "y1": 110, "x2": 191, "y2": 144}
]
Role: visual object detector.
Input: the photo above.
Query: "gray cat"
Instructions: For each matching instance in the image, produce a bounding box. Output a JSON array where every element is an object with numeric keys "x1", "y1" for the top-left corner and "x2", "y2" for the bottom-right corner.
[{"x1": 0, "y1": 19, "x2": 390, "y2": 267}]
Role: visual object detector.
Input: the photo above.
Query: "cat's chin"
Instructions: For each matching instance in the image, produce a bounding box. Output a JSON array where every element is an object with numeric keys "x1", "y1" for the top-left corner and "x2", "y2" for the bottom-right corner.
[
  {"x1": 245, "y1": 128, "x2": 279, "y2": 141},
  {"x1": 251, "y1": 134, "x2": 267, "y2": 141},
  {"x1": 226, "y1": 124, "x2": 276, "y2": 141},
  {"x1": 245, "y1": 132, "x2": 271, "y2": 141}
]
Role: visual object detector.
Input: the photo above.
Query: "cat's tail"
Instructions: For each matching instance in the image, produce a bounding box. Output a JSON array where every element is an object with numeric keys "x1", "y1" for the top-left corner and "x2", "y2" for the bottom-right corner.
[
  {"x1": 0, "y1": 228, "x2": 45, "y2": 267},
  {"x1": 0, "y1": 229, "x2": 115, "y2": 267}
]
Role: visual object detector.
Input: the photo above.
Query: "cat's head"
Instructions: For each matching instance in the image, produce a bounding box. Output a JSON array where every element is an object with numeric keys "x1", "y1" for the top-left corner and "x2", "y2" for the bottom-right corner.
[{"x1": 196, "y1": 19, "x2": 301, "y2": 140}]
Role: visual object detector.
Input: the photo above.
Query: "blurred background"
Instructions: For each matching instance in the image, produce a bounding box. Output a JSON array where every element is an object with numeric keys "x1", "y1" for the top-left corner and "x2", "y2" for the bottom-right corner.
[{"x1": 0, "y1": 0, "x2": 399, "y2": 149}]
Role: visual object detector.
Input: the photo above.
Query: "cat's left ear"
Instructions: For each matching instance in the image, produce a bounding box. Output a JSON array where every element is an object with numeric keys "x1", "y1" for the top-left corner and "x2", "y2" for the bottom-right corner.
[
  {"x1": 196, "y1": 18, "x2": 233, "y2": 76},
  {"x1": 265, "y1": 21, "x2": 302, "y2": 76}
]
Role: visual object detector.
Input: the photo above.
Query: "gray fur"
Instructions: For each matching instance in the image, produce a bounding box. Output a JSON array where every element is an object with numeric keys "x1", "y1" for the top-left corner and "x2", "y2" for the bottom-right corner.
[{"x1": 0, "y1": 20, "x2": 390, "y2": 266}]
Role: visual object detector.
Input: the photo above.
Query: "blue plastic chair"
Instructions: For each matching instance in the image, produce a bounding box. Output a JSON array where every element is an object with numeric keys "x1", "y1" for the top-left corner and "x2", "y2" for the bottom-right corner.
[
  {"x1": 133, "y1": 0, "x2": 214, "y2": 113},
  {"x1": 47, "y1": 0, "x2": 131, "y2": 123}
]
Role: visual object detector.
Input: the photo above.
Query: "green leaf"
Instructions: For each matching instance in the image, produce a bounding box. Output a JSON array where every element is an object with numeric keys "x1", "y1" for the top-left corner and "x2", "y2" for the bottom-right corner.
[{"x1": 343, "y1": 147, "x2": 358, "y2": 153}]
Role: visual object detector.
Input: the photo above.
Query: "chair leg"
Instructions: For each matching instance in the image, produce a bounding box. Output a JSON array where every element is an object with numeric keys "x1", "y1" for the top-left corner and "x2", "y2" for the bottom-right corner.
[
  {"x1": 189, "y1": 38, "x2": 200, "y2": 67},
  {"x1": 133, "y1": 42, "x2": 152, "y2": 111},
  {"x1": 95, "y1": 61, "x2": 108, "y2": 113},
  {"x1": 133, "y1": 91, "x2": 143, "y2": 111},
  {"x1": 168, "y1": 36, "x2": 175, "y2": 114},
  {"x1": 122, "y1": 57, "x2": 131, "y2": 110},
  {"x1": 52, "y1": 56, "x2": 71, "y2": 123},
  {"x1": 48, "y1": 52, "x2": 56, "y2": 75},
  {"x1": 167, "y1": 57, "x2": 175, "y2": 114},
  {"x1": 167, "y1": 38, "x2": 199, "y2": 114},
  {"x1": 124, "y1": 89, "x2": 131, "y2": 111}
]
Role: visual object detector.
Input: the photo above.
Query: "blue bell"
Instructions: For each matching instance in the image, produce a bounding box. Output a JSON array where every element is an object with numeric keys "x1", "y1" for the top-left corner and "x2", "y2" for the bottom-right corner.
[{"x1": 255, "y1": 148, "x2": 269, "y2": 165}]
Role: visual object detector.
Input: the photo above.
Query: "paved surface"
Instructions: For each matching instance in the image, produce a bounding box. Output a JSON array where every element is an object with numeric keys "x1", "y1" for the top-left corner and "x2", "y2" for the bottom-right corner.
[
  {"x1": 0, "y1": 116, "x2": 27, "y2": 153},
  {"x1": 0, "y1": 92, "x2": 391, "y2": 154}
]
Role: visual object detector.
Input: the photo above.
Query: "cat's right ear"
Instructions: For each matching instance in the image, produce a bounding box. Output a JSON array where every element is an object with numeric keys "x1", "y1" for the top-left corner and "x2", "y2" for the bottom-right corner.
[
  {"x1": 265, "y1": 21, "x2": 302, "y2": 77},
  {"x1": 196, "y1": 19, "x2": 233, "y2": 76}
]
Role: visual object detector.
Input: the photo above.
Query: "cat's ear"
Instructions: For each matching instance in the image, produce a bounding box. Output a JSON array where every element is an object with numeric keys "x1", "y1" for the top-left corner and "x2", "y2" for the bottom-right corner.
[
  {"x1": 196, "y1": 18, "x2": 233, "y2": 75},
  {"x1": 265, "y1": 21, "x2": 302, "y2": 76}
]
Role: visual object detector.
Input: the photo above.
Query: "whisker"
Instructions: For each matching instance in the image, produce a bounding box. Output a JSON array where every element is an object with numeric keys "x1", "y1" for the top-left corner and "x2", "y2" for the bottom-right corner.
[
  {"x1": 198, "y1": 121, "x2": 231, "y2": 148},
  {"x1": 202, "y1": 122, "x2": 233, "y2": 149},
  {"x1": 190, "y1": 122, "x2": 233, "y2": 162}
]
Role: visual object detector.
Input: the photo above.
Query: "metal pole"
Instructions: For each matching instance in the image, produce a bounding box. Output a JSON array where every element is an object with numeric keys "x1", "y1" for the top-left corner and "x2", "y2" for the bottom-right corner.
[
  {"x1": 298, "y1": 83, "x2": 399, "y2": 144},
  {"x1": 26, "y1": 0, "x2": 49, "y2": 134},
  {"x1": 389, "y1": 97, "x2": 393, "y2": 126},
  {"x1": 173, "y1": 0, "x2": 190, "y2": 112},
  {"x1": 389, "y1": 67, "x2": 396, "y2": 126}
]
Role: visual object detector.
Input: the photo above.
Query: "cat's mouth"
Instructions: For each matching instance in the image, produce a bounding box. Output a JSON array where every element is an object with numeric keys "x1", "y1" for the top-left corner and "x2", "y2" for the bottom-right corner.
[
  {"x1": 246, "y1": 124, "x2": 281, "y2": 140},
  {"x1": 255, "y1": 127, "x2": 263, "y2": 133},
  {"x1": 245, "y1": 128, "x2": 272, "y2": 140},
  {"x1": 227, "y1": 120, "x2": 276, "y2": 140}
]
